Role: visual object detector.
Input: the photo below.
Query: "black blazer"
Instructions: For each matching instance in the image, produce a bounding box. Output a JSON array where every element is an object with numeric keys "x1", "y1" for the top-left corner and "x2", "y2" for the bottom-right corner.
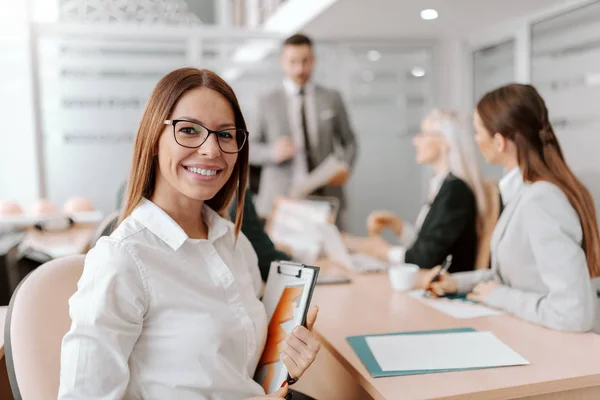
[
  {"x1": 229, "y1": 191, "x2": 291, "y2": 282},
  {"x1": 404, "y1": 174, "x2": 477, "y2": 273}
]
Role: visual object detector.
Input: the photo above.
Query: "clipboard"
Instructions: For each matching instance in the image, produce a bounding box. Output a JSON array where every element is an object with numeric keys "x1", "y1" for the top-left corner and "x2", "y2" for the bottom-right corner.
[{"x1": 254, "y1": 261, "x2": 320, "y2": 394}]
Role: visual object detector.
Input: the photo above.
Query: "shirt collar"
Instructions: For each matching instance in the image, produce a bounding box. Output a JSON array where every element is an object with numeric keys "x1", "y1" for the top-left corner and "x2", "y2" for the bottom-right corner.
[
  {"x1": 499, "y1": 167, "x2": 523, "y2": 205},
  {"x1": 429, "y1": 170, "x2": 450, "y2": 200},
  {"x1": 283, "y1": 78, "x2": 313, "y2": 96},
  {"x1": 202, "y1": 205, "x2": 231, "y2": 243},
  {"x1": 131, "y1": 198, "x2": 231, "y2": 251}
]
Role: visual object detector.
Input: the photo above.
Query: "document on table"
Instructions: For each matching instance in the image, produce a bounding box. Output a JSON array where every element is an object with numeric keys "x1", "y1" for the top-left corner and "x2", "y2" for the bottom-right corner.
[
  {"x1": 366, "y1": 331, "x2": 529, "y2": 372},
  {"x1": 409, "y1": 290, "x2": 505, "y2": 319},
  {"x1": 289, "y1": 155, "x2": 349, "y2": 198}
]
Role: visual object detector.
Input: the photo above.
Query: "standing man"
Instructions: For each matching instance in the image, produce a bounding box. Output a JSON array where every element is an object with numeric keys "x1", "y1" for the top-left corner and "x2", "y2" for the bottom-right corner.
[{"x1": 250, "y1": 33, "x2": 357, "y2": 228}]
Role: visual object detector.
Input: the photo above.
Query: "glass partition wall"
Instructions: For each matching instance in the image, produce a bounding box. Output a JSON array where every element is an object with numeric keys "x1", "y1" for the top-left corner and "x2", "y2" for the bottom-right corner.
[
  {"x1": 34, "y1": 25, "x2": 434, "y2": 235},
  {"x1": 472, "y1": 40, "x2": 516, "y2": 181},
  {"x1": 531, "y1": 0, "x2": 600, "y2": 221}
]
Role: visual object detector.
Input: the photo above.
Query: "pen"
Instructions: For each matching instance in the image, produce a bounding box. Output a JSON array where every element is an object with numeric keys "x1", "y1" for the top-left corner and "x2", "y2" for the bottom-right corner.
[
  {"x1": 425, "y1": 255, "x2": 452, "y2": 297},
  {"x1": 431, "y1": 254, "x2": 453, "y2": 283}
]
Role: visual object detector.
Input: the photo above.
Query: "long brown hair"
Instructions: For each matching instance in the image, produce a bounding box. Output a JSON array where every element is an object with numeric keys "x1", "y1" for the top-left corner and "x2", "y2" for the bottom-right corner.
[
  {"x1": 477, "y1": 83, "x2": 600, "y2": 278},
  {"x1": 120, "y1": 68, "x2": 248, "y2": 237}
]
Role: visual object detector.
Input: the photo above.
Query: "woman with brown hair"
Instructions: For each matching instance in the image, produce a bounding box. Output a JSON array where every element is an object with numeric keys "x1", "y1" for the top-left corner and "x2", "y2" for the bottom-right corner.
[
  {"x1": 429, "y1": 83, "x2": 600, "y2": 333},
  {"x1": 59, "y1": 68, "x2": 319, "y2": 399}
]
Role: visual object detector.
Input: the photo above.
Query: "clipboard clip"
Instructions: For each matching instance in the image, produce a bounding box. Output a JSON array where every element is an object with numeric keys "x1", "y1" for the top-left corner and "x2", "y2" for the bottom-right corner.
[{"x1": 277, "y1": 265, "x2": 303, "y2": 278}]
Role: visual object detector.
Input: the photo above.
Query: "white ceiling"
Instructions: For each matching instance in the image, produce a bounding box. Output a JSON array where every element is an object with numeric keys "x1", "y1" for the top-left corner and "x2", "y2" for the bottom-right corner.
[{"x1": 305, "y1": 0, "x2": 566, "y2": 39}]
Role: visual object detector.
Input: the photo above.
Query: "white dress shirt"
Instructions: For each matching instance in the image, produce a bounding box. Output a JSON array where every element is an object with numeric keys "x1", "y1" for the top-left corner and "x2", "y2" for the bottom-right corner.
[
  {"x1": 282, "y1": 78, "x2": 319, "y2": 189},
  {"x1": 59, "y1": 199, "x2": 268, "y2": 399},
  {"x1": 388, "y1": 171, "x2": 449, "y2": 263},
  {"x1": 498, "y1": 166, "x2": 522, "y2": 204}
]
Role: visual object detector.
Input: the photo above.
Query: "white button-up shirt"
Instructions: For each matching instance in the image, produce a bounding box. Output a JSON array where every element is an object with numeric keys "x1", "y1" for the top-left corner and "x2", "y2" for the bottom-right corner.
[{"x1": 59, "y1": 199, "x2": 268, "y2": 399}]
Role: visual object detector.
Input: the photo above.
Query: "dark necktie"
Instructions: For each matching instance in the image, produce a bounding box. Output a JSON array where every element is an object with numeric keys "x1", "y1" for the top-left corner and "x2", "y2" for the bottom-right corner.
[{"x1": 299, "y1": 88, "x2": 315, "y2": 172}]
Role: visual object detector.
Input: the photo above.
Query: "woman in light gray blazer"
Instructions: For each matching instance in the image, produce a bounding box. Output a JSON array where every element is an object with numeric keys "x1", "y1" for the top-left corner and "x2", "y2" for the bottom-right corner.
[{"x1": 429, "y1": 83, "x2": 600, "y2": 333}]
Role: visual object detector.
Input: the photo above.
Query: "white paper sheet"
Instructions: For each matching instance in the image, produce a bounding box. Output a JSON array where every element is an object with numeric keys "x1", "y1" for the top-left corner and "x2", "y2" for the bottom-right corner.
[
  {"x1": 366, "y1": 331, "x2": 529, "y2": 372},
  {"x1": 289, "y1": 155, "x2": 349, "y2": 198},
  {"x1": 409, "y1": 290, "x2": 505, "y2": 319}
]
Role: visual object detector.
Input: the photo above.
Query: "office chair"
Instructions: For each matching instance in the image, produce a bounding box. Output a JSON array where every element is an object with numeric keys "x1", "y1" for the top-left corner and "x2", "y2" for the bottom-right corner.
[
  {"x1": 3, "y1": 254, "x2": 317, "y2": 400},
  {"x1": 4, "y1": 255, "x2": 85, "y2": 400}
]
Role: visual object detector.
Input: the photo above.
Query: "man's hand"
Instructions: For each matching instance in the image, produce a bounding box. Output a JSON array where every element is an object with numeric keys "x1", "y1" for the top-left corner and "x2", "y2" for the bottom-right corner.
[
  {"x1": 273, "y1": 137, "x2": 296, "y2": 164},
  {"x1": 328, "y1": 168, "x2": 349, "y2": 186}
]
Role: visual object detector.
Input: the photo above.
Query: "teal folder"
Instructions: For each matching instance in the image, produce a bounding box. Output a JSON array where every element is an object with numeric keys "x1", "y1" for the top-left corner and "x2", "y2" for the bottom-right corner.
[
  {"x1": 423, "y1": 291, "x2": 476, "y2": 303},
  {"x1": 347, "y1": 327, "x2": 478, "y2": 378}
]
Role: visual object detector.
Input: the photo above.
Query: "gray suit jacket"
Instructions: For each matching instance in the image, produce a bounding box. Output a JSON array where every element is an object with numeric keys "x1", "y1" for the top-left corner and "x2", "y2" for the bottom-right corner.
[
  {"x1": 453, "y1": 180, "x2": 600, "y2": 333},
  {"x1": 249, "y1": 84, "x2": 357, "y2": 218}
]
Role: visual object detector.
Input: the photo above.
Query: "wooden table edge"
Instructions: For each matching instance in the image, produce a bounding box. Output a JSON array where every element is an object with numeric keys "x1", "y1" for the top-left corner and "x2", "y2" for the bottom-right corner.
[
  {"x1": 315, "y1": 329, "x2": 387, "y2": 400},
  {"x1": 314, "y1": 329, "x2": 600, "y2": 400},
  {"x1": 434, "y1": 375, "x2": 600, "y2": 400}
]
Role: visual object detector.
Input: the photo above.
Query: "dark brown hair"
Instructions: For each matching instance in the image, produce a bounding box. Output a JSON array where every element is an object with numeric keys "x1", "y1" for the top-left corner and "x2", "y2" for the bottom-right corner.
[
  {"x1": 283, "y1": 33, "x2": 313, "y2": 48},
  {"x1": 477, "y1": 83, "x2": 600, "y2": 277},
  {"x1": 120, "y1": 68, "x2": 248, "y2": 237}
]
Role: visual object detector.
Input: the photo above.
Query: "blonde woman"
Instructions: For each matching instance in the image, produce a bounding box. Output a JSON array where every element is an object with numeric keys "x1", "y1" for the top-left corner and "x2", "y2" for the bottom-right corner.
[
  {"x1": 351, "y1": 109, "x2": 487, "y2": 273},
  {"x1": 59, "y1": 68, "x2": 320, "y2": 399}
]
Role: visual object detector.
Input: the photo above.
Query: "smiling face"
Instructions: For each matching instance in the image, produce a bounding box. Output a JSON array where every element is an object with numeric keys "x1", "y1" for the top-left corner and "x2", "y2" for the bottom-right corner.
[{"x1": 154, "y1": 87, "x2": 238, "y2": 205}]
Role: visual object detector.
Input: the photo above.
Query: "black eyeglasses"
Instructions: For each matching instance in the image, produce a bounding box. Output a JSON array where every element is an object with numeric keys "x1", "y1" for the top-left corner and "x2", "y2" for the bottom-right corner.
[{"x1": 164, "y1": 119, "x2": 248, "y2": 154}]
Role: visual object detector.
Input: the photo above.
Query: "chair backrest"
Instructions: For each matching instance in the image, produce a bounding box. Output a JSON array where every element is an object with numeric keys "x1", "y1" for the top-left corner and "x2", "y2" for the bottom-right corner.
[
  {"x1": 88, "y1": 210, "x2": 120, "y2": 248},
  {"x1": 5, "y1": 255, "x2": 85, "y2": 400},
  {"x1": 474, "y1": 179, "x2": 501, "y2": 270}
]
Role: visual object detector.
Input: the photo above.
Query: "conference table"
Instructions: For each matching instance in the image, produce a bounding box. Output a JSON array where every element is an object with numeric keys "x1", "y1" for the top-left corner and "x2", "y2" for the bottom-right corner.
[
  {"x1": 293, "y1": 263, "x2": 600, "y2": 400},
  {"x1": 20, "y1": 223, "x2": 98, "y2": 259}
]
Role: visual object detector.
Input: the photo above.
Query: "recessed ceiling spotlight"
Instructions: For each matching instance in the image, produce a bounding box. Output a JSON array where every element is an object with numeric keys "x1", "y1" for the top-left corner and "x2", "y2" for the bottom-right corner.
[
  {"x1": 411, "y1": 67, "x2": 426, "y2": 78},
  {"x1": 367, "y1": 50, "x2": 381, "y2": 61},
  {"x1": 420, "y1": 9, "x2": 439, "y2": 21}
]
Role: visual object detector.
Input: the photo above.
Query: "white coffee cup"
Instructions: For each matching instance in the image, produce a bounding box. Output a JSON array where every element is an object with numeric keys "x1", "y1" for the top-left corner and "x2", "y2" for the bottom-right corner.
[{"x1": 388, "y1": 264, "x2": 419, "y2": 291}]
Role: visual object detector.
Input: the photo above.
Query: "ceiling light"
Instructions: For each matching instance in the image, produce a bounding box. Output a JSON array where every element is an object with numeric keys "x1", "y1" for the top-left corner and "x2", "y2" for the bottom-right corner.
[
  {"x1": 367, "y1": 50, "x2": 381, "y2": 61},
  {"x1": 420, "y1": 9, "x2": 438, "y2": 21},
  {"x1": 585, "y1": 73, "x2": 600, "y2": 87},
  {"x1": 411, "y1": 67, "x2": 426, "y2": 78}
]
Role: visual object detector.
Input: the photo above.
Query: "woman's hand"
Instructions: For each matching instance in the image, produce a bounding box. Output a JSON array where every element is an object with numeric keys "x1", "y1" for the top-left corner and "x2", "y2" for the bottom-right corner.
[
  {"x1": 342, "y1": 235, "x2": 392, "y2": 261},
  {"x1": 425, "y1": 266, "x2": 459, "y2": 296},
  {"x1": 367, "y1": 211, "x2": 403, "y2": 237},
  {"x1": 282, "y1": 306, "x2": 321, "y2": 381},
  {"x1": 246, "y1": 382, "x2": 288, "y2": 399},
  {"x1": 467, "y1": 281, "x2": 499, "y2": 303}
]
